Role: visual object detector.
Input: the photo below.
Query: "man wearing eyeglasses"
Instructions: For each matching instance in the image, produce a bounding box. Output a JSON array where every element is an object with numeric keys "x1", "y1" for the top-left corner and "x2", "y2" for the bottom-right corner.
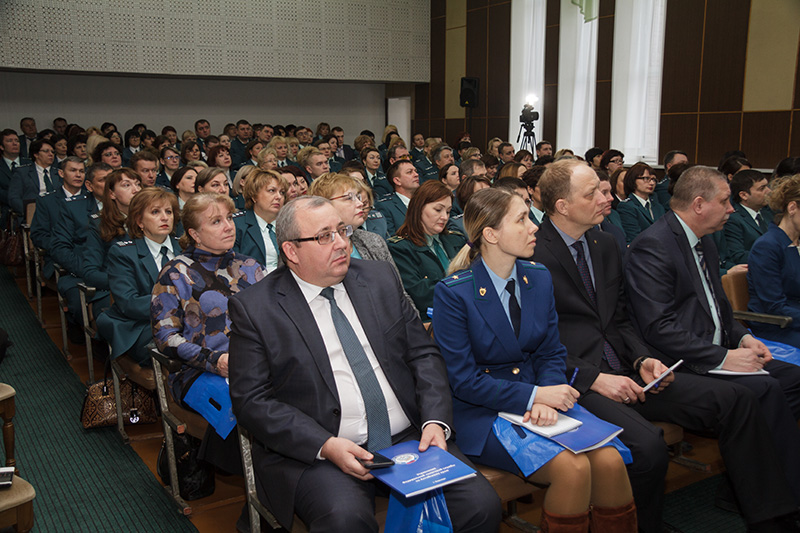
[
  {"x1": 228, "y1": 196, "x2": 500, "y2": 533},
  {"x1": 8, "y1": 139, "x2": 60, "y2": 215}
]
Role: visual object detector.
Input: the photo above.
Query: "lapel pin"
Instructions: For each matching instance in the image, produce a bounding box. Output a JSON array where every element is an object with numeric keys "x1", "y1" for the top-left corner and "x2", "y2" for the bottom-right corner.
[
  {"x1": 523, "y1": 275, "x2": 528, "y2": 285},
  {"x1": 452, "y1": 275, "x2": 458, "y2": 280},
  {"x1": 479, "y1": 287, "x2": 486, "y2": 296}
]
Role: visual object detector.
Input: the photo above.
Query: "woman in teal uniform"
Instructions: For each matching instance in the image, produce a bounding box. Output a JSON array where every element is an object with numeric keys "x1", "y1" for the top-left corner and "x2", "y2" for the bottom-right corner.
[
  {"x1": 388, "y1": 180, "x2": 465, "y2": 320},
  {"x1": 96, "y1": 187, "x2": 181, "y2": 365}
]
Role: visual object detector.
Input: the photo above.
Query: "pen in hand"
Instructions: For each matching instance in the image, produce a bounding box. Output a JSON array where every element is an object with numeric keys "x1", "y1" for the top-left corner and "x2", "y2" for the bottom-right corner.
[{"x1": 569, "y1": 368, "x2": 579, "y2": 387}]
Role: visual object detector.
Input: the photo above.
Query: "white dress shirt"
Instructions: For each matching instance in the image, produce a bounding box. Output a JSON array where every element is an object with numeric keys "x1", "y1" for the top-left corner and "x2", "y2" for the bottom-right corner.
[
  {"x1": 144, "y1": 235, "x2": 174, "y2": 270},
  {"x1": 254, "y1": 212, "x2": 280, "y2": 273}
]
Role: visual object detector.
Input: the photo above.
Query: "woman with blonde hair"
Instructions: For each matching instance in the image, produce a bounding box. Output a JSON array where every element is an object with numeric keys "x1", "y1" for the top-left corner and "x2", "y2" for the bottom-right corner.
[
  {"x1": 256, "y1": 146, "x2": 279, "y2": 171},
  {"x1": 233, "y1": 169, "x2": 288, "y2": 273},
  {"x1": 434, "y1": 187, "x2": 636, "y2": 532},
  {"x1": 486, "y1": 137, "x2": 502, "y2": 158}
]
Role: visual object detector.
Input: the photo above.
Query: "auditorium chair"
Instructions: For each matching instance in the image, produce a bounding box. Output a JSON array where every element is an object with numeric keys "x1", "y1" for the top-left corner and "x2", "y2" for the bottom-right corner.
[
  {"x1": 78, "y1": 282, "x2": 100, "y2": 384},
  {"x1": 0, "y1": 383, "x2": 36, "y2": 533},
  {"x1": 722, "y1": 269, "x2": 792, "y2": 329}
]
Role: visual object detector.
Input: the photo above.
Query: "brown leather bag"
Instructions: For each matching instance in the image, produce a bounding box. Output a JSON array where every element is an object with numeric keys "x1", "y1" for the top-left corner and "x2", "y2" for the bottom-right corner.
[
  {"x1": 81, "y1": 366, "x2": 158, "y2": 429},
  {"x1": 2, "y1": 224, "x2": 23, "y2": 266}
]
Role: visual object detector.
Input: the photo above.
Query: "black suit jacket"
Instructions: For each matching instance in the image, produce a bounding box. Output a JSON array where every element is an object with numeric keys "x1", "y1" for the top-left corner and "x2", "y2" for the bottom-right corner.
[
  {"x1": 532, "y1": 220, "x2": 649, "y2": 392},
  {"x1": 228, "y1": 259, "x2": 452, "y2": 528},
  {"x1": 624, "y1": 211, "x2": 748, "y2": 374}
]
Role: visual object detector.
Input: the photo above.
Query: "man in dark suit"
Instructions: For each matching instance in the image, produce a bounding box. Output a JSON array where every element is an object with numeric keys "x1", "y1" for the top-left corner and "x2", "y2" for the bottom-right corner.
[
  {"x1": 18, "y1": 117, "x2": 38, "y2": 160},
  {"x1": 375, "y1": 160, "x2": 419, "y2": 236},
  {"x1": 228, "y1": 196, "x2": 500, "y2": 532},
  {"x1": 724, "y1": 169, "x2": 770, "y2": 264},
  {"x1": 8, "y1": 139, "x2": 60, "y2": 215},
  {"x1": 1, "y1": 128, "x2": 31, "y2": 223},
  {"x1": 596, "y1": 172, "x2": 627, "y2": 251},
  {"x1": 194, "y1": 119, "x2": 211, "y2": 153},
  {"x1": 332, "y1": 126, "x2": 356, "y2": 161},
  {"x1": 533, "y1": 160, "x2": 800, "y2": 532},
  {"x1": 230, "y1": 119, "x2": 253, "y2": 167},
  {"x1": 626, "y1": 165, "x2": 800, "y2": 510}
]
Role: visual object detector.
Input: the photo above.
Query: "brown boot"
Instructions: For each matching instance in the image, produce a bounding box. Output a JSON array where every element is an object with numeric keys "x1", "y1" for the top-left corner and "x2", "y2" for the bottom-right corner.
[
  {"x1": 590, "y1": 499, "x2": 637, "y2": 533},
  {"x1": 540, "y1": 508, "x2": 590, "y2": 533}
]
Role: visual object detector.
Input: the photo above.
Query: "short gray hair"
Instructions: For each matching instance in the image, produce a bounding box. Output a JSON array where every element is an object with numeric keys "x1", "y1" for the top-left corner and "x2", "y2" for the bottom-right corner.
[
  {"x1": 60, "y1": 156, "x2": 84, "y2": 170},
  {"x1": 275, "y1": 196, "x2": 333, "y2": 259},
  {"x1": 670, "y1": 165, "x2": 727, "y2": 211}
]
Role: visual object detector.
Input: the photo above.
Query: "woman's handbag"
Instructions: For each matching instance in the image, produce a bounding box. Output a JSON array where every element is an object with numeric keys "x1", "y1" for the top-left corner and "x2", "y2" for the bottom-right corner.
[
  {"x1": 80, "y1": 363, "x2": 158, "y2": 429},
  {"x1": 2, "y1": 221, "x2": 23, "y2": 266},
  {"x1": 156, "y1": 429, "x2": 216, "y2": 501}
]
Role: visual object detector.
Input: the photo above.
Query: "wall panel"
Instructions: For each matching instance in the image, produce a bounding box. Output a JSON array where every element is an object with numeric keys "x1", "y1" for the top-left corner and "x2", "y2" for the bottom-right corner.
[{"x1": 741, "y1": 112, "x2": 792, "y2": 168}]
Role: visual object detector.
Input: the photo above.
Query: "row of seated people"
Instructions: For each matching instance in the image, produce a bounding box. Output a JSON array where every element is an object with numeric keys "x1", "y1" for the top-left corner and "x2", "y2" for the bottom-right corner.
[{"x1": 7, "y1": 113, "x2": 800, "y2": 530}]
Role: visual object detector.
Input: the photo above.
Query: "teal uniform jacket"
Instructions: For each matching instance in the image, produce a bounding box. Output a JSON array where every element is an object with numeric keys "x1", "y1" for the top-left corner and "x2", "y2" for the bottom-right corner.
[
  {"x1": 388, "y1": 230, "x2": 466, "y2": 319},
  {"x1": 81, "y1": 215, "x2": 129, "y2": 291},
  {"x1": 366, "y1": 171, "x2": 393, "y2": 198},
  {"x1": 0, "y1": 157, "x2": 30, "y2": 221},
  {"x1": 96, "y1": 236, "x2": 181, "y2": 364},
  {"x1": 328, "y1": 158, "x2": 343, "y2": 173},
  {"x1": 50, "y1": 194, "x2": 99, "y2": 276},
  {"x1": 229, "y1": 137, "x2": 249, "y2": 167},
  {"x1": 9, "y1": 163, "x2": 61, "y2": 215},
  {"x1": 156, "y1": 170, "x2": 171, "y2": 189},
  {"x1": 30, "y1": 188, "x2": 67, "y2": 278},
  {"x1": 617, "y1": 195, "x2": 666, "y2": 244},
  {"x1": 363, "y1": 209, "x2": 388, "y2": 240},
  {"x1": 374, "y1": 193, "x2": 408, "y2": 237},
  {"x1": 723, "y1": 203, "x2": 768, "y2": 265},
  {"x1": 414, "y1": 157, "x2": 439, "y2": 183},
  {"x1": 233, "y1": 209, "x2": 266, "y2": 265},
  {"x1": 653, "y1": 178, "x2": 671, "y2": 212}
]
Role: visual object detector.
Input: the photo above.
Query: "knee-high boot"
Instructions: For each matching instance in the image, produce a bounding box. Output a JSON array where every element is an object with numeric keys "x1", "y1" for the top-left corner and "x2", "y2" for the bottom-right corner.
[
  {"x1": 540, "y1": 508, "x2": 590, "y2": 533},
  {"x1": 590, "y1": 499, "x2": 637, "y2": 533}
]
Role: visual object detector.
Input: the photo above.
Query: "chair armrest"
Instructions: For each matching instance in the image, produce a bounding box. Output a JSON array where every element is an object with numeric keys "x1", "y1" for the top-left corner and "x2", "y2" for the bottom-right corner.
[
  {"x1": 77, "y1": 282, "x2": 97, "y2": 300},
  {"x1": 732, "y1": 310, "x2": 793, "y2": 329},
  {"x1": 149, "y1": 346, "x2": 184, "y2": 373}
]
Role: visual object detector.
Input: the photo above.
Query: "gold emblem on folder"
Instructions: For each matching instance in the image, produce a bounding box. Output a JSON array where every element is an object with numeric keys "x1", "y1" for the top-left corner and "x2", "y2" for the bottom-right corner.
[{"x1": 479, "y1": 287, "x2": 486, "y2": 296}]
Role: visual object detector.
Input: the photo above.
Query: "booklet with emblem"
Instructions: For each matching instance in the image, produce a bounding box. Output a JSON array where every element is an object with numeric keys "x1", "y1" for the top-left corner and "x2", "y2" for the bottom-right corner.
[
  {"x1": 498, "y1": 411, "x2": 582, "y2": 438},
  {"x1": 370, "y1": 440, "x2": 477, "y2": 498}
]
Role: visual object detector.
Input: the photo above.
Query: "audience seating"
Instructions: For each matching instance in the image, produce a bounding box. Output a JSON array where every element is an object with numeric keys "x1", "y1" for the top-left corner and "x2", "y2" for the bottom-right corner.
[
  {"x1": 110, "y1": 351, "x2": 159, "y2": 444},
  {"x1": 78, "y1": 282, "x2": 100, "y2": 384},
  {"x1": 722, "y1": 270, "x2": 792, "y2": 329},
  {"x1": 51, "y1": 265, "x2": 71, "y2": 360},
  {"x1": 0, "y1": 383, "x2": 36, "y2": 533}
]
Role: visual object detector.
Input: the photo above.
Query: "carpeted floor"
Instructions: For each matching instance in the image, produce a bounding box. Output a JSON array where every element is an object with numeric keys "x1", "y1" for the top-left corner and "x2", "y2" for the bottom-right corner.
[
  {"x1": 663, "y1": 472, "x2": 746, "y2": 532},
  {"x1": 0, "y1": 266, "x2": 197, "y2": 532}
]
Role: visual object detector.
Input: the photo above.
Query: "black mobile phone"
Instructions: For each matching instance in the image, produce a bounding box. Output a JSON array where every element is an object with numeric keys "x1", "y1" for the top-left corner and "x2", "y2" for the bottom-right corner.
[{"x1": 358, "y1": 452, "x2": 395, "y2": 469}]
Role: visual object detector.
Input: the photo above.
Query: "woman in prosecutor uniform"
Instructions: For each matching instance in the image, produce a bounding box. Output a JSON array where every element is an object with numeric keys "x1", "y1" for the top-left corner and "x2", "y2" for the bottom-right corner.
[
  {"x1": 96, "y1": 187, "x2": 181, "y2": 365},
  {"x1": 432, "y1": 188, "x2": 636, "y2": 532}
]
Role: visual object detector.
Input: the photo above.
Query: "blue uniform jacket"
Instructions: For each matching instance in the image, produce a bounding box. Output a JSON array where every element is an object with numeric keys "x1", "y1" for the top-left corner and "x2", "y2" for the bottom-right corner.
[
  {"x1": 96, "y1": 236, "x2": 181, "y2": 362},
  {"x1": 747, "y1": 224, "x2": 800, "y2": 346},
  {"x1": 617, "y1": 195, "x2": 666, "y2": 244},
  {"x1": 50, "y1": 194, "x2": 99, "y2": 276},
  {"x1": 81, "y1": 216, "x2": 131, "y2": 290},
  {"x1": 30, "y1": 188, "x2": 67, "y2": 278},
  {"x1": 0, "y1": 157, "x2": 30, "y2": 211},
  {"x1": 432, "y1": 259, "x2": 568, "y2": 456},
  {"x1": 724, "y1": 203, "x2": 768, "y2": 265},
  {"x1": 233, "y1": 209, "x2": 266, "y2": 265},
  {"x1": 9, "y1": 163, "x2": 61, "y2": 214}
]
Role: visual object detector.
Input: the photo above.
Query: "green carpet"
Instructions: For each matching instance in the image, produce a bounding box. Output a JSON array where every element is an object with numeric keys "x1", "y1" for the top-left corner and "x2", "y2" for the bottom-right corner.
[
  {"x1": 0, "y1": 266, "x2": 197, "y2": 532},
  {"x1": 663, "y1": 475, "x2": 746, "y2": 532}
]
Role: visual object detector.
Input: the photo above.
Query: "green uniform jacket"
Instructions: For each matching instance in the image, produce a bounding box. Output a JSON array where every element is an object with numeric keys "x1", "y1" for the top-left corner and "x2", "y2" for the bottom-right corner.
[{"x1": 388, "y1": 230, "x2": 466, "y2": 320}]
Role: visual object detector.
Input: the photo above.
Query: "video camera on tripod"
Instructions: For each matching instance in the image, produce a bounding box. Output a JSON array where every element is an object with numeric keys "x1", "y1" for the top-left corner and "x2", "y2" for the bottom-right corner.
[{"x1": 517, "y1": 104, "x2": 540, "y2": 152}]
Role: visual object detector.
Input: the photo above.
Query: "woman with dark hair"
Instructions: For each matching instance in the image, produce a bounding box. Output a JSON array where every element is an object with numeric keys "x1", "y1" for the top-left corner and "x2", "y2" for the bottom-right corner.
[
  {"x1": 600, "y1": 150, "x2": 625, "y2": 174},
  {"x1": 158, "y1": 146, "x2": 181, "y2": 189},
  {"x1": 585, "y1": 147, "x2": 604, "y2": 170},
  {"x1": 195, "y1": 167, "x2": 230, "y2": 196},
  {"x1": 314, "y1": 122, "x2": 330, "y2": 141},
  {"x1": 52, "y1": 134, "x2": 68, "y2": 165},
  {"x1": 747, "y1": 175, "x2": 800, "y2": 347},
  {"x1": 433, "y1": 187, "x2": 636, "y2": 532},
  {"x1": 108, "y1": 130, "x2": 123, "y2": 147},
  {"x1": 205, "y1": 145, "x2": 233, "y2": 191},
  {"x1": 718, "y1": 156, "x2": 751, "y2": 182},
  {"x1": 180, "y1": 141, "x2": 202, "y2": 165},
  {"x1": 617, "y1": 162, "x2": 664, "y2": 244},
  {"x1": 481, "y1": 154, "x2": 500, "y2": 181},
  {"x1": 96, "y1": 187, "x2": 180, "y2": 366},
  {"x1": 68, "y1": 133, "x2": 89, "y2": 163},
  {"x1": 141, "y1": 130, "x2": 157, "y2": 149},
  {"x1": 280, "y1": 165, "x2": 307, "y2": 196},
  {"x1": 122, "y1": 129, "x2": 142, "y2": 166},
  {"x1": 83, "y1": 168, "x2": 142, "y2": 291},
  {"x1": 514, "y1": 150, "x2": 534, "y2": 169},
  {"x1": 388, "y1": 180, "x2": 466, "y2": 319},
  {"x1": 152, "y1": 192, "x2": 265, "y2": 494},
  {"x1": 92, "y1": 141, "x2": 123, "y2": 169},
  {"x1": 497, "y1": 161, "x2": 526, "y2": 180},
  {"x1": 609, "y1": 167, "x2": 627, "y2": 209},
  {"x1": 170, "y1": 166, "x2": 197, "y2": 209}
]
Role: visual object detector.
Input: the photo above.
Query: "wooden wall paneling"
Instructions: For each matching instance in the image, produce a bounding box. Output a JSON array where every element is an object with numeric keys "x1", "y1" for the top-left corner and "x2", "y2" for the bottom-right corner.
[
  {"x1": 467, "y1": 0, "x2": 488, "y2": 9},
  {"x1": 596, "y1": 16, "x2": 614, "y2": 82},
  {"x1": 430, "y1": 16, "x2": 447, "y2": 120},
  {"x1": 414, "y1": 119, "x2": 430, "y2": 138},
  {"x1": 544, "y1": 5, "x2": 559, "y2": 145},
  {"x1": 659, "y1": 114, "x2": 699, "y2": 163},
  {"x1": 595, "y1": 81, "x2": 612, "y2": 151},
  {"x1": 696, "y1": 113, "x2": 742, "y2": 165},
  {"x1": 795, "y1": 35, "x2": 800, "y2": 109},
  {"x1": 415, "y1": 83, "x2": 430, "y2": 122},
  {"x1": 698, "y1": 0, "x2": 750, "y2": 112},
  {"x1": 546, "y1": 0, "x2": 559, "y2": 26},
  {"x1": 446, "y1": 118, "x2": 467, "y2": 146},
  {"x1": 466, "y1": 8, "x2": 489, "y2": 118},
  {"x1": 469, "y1": 117, "x2": 488, "y2": 150},
  {"x1": 791, "y1": 111, "x2": 800, "y2": 156},
  {"x1": 432, "y1": 0, "x2": 447, "y2": 19},
  {"x1": 487, "y1": 117, "x2": 509, "y2": 141},
  {"x1": 741, "y1": 111, "x2": 792, "y2": 169},
  {"x1": 543, "y1": 84, "x2": 558, "y2": 147},
  {"x1": 544, "y1": 24, "x2": 559, "y2": 86},
  {"x1": 599, "y1": 0, "x2": 615, "y2": 17},
  {"x1": 430, "y1": 118, "x2": 446, "y2": 137},
  {"x1": 660, "y1": 0, "x2": 704, "y2": 114},
  {"x1": 486, "y1": 3, "x2": 511, "y2": 119}
]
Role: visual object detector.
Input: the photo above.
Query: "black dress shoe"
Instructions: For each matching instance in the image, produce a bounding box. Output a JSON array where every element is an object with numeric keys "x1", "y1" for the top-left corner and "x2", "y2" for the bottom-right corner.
[{"x1": 67, "y1": 320, "x2": 86, "y2": 345}]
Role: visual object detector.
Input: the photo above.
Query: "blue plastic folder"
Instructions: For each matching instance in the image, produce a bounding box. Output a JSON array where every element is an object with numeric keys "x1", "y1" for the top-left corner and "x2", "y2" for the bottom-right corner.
[
  {"x1": 182, "y1": 373, "x2": 237, "y2": 439},
  {"x1": 493, "y1": 405, "x2": 632, "y2": 477},
  {"x1": 757, "y1": 337, "x2": 800, "y2": 367}
]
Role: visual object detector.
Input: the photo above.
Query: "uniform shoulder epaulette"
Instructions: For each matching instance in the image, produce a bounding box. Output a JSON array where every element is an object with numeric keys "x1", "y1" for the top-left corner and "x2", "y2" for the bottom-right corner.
[
  {"x1": 367, "y1": 210, "x2": 383, "y2": 219},
  {"x1": 387, "y1": 235, "x2": 405, "y2": 244},
  {"x1": 39, "y1": 190, "x2": 53, "y2": 197},
  {"x1": 442, "y1": 270, "x2": 473, "y2": 287},
  {"x1": 116, "y1": 240, "x2": 134, "y2": 247},
  {"x1": 64, "y1": 194, "x2": 87, "y2": 202},
  {"x1": 90, "y1": 213, "x2": 100, "y2": 219},
  {"x1": 444, "y1": 228, "x2": 465, "y2": 237},
  {"x1": 521, "y1": 260, "x2": 547, "y2": 271},
  {"x1": 231, "y1": 210, "x2": 246, "y2": 218}
]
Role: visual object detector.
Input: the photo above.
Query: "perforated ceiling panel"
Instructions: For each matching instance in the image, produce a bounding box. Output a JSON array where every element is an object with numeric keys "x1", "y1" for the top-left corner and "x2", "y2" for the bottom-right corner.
[{"x1": 0, "y1": 0, "x2": 430, "y2": 83}]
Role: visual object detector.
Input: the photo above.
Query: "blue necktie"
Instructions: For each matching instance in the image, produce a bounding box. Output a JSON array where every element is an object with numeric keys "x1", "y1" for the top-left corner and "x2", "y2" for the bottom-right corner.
[
  {"x1": 267, "y1": 223, "x2": 278, "y2": 252},
  {"x1": 320, "y1": 287, "x2": 391, "y2": 452}
]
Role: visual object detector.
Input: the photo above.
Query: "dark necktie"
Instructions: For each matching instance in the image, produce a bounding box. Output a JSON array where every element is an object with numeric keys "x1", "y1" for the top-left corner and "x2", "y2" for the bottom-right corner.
[
  {"x1": 755, "y1": 212, "x2": 767, "y2": 232},
  {"x1": 694, "y1": 241, "x2": 727, "y2": 345},
  {"x1": 320, "y1": 287, "x2": 391, "y2": 452},
  {"x1": 10, "y1": 161, "x2": 16, "y2": 172},
  {"x1": 160, "y1": 246, "x2": 170, "y2": 268},
  {"x1": 267, "y1": 223, "x2": 278, "y2": 252},
  {"x1": 43, "y1": 169, "x2": 54, "y2": 192},
  {"x1": 505, "y1": 280, "x2": 521, "y2": 337},
  {"x1": 572, "y1": 241, "x2": 621, "y2": 370},
  {"x1": 645, "y1": 200, "x2": 654, "y2": 220},
  {"x1": 432, "y1": 239, "x2": 450, "y2": 271}
]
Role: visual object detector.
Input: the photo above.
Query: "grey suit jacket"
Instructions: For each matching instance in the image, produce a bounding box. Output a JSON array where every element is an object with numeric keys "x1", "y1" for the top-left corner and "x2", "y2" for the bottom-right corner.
[{"x1": 228, "y1": 259, "x2": 452, "y2": 528}]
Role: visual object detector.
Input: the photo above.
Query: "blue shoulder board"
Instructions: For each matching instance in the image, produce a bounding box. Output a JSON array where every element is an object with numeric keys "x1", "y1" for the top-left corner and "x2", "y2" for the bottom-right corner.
[
  {"x1": 442, "y1": 270, "x2": 473, "y2": 287},
  {"x1": 116, "y1": 240, "x2": 134, "y2": 247},
  {"x1": 232, "y1": 210, "x2": 246, "y2": 219}
]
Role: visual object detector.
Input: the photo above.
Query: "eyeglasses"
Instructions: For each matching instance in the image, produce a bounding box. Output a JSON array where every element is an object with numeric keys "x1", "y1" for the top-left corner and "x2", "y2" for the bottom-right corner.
[
  {"x1": 330, "y1": 192, "x2": 363, "y2": 203},
  {"x1": 636, "y1": 176, "x2": 657, "y2": 184},
  {"x1": 102, "y1": 151, "x2": 119, "y2": 158},
  {"x1": 292, "y1": 224, "x2": 353, "y2": 245},
  {"x1": 609, "y1": 157, "x2": 624, "y2": 164},
  {"x1": 164, "y1": 155, "x2": 180, "y2": 161}
]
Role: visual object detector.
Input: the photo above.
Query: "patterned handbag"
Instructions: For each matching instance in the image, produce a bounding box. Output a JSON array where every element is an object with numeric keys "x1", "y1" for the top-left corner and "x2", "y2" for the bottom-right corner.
[{"x1": 80, "y1": 364, "x2": 158, "y2": 429}]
